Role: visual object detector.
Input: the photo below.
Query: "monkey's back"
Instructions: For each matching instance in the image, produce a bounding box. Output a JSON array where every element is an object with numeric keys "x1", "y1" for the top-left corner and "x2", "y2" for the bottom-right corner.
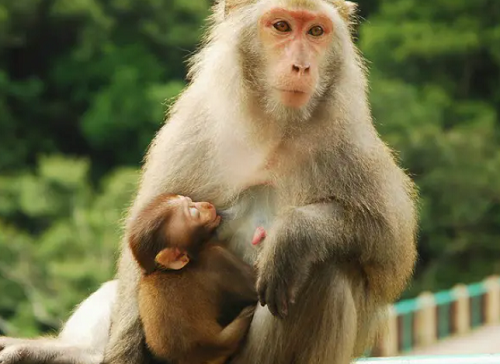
[{"x1": 137, "y1": 247, "x2": 232, "y2": 363}]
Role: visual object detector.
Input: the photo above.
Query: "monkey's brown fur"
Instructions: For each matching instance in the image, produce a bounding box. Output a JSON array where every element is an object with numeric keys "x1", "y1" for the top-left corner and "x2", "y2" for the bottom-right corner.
[{"x1": 129, "y1": 194, "x2": 257, "y2": 364}]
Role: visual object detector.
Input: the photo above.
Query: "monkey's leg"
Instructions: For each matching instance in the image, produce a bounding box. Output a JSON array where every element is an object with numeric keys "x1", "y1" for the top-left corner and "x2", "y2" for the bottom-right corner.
[
  {"x1": 200, "y1": 306, "x2": 256, "y2": 362},
  {"x1": 0, "y1": 340, "x2": 101, "y2": 364},
  {"x1": 0, "y1": 281, "x2": 118, "y2": 364},
  {"x1": 231, "y1": 267, "x2": 361, "y2": 364},
  {"x1": 103, "y1": 250, "x2": 148, "y2": 364}
]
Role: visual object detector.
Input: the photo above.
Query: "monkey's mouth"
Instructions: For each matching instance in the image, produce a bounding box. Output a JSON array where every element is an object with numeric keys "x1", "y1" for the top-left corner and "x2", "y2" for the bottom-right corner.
[
  {"x1": 209, "y1": 215, "x2": 222, "y2": 230},
  {"x1": 276, "y1": 88, "x2": 307, "y2": 94},
  {"x1": 208, "y1": 208, "x2": 221, "y2": 226},
  {"x1": 275, "y1": 88, "x2": 312, "y2": 108}
]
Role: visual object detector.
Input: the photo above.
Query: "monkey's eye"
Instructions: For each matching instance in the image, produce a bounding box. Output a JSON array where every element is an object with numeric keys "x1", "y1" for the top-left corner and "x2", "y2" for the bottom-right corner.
[
  {"x1": 189, "y1": 207, "x2": 200, "y2": 218},
  {"x1": 273, "y1": 21, "x2": 291, "y2": 33},
  {"x1": 308, "y1": 26, "x2": 324, "y2": 37}
]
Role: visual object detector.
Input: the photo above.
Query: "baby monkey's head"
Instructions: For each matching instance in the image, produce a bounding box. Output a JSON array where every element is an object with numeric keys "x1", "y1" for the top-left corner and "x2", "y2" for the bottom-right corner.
[{"x1": 129, "y1": 193, "x2": 221, "y2": 274}]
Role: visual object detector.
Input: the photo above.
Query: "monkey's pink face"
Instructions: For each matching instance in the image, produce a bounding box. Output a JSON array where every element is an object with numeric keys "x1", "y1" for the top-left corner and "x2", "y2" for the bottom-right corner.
[{"x1": 259, "y1": 7, "x2": 333, "y2": 109}]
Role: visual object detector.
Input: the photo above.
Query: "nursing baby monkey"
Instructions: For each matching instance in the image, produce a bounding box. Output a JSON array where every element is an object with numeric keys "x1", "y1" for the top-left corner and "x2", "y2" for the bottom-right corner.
[
  {"x1": 0, "y1": 0, "x2": 418, "y2": 364},
  {"x1": 129, "y1": 193, "x2": 259, "y2": 364}
]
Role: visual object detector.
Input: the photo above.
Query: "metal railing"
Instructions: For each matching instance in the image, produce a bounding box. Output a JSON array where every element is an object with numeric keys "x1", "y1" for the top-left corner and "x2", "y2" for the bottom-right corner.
[
  {"x1": 357, "y1": 354, "x2": 500, "y2": 364},
  {"x1": 366, "y1": 275, "x2": 500, "y2": 356}
]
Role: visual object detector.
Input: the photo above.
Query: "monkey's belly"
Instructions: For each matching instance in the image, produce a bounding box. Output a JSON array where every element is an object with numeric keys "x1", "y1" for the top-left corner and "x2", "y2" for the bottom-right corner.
[{"x1": 216, "y1": 185, "x2": 277, "y2": 265}]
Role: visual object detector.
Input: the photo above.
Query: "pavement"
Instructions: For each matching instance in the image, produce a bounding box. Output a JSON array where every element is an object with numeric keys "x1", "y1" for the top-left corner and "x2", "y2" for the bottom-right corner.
[{"x1": 406, "y1": 324, "x2": 500, "y2": 355}]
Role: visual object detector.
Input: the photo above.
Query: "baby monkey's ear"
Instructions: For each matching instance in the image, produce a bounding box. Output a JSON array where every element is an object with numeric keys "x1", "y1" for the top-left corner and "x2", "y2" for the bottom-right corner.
[{"x1": 156, "y1": 248, "x2": 190, "y2": 270}]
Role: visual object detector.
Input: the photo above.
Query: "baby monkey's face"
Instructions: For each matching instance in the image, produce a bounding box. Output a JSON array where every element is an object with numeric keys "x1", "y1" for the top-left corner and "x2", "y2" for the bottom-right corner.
[{"x1": 163, "y1": 195, "x2": 221, "y2": 247}]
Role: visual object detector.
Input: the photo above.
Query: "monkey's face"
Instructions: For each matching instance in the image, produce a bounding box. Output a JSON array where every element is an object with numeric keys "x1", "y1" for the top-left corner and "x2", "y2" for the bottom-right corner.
[
  {"x1": 164, "y1": 195, "x2": 221, "y2": 252},
  {"x1": 257, "y1": 5, "x2": 333, "y2": 110},
  {"x1": 235, "y1": 0, "x2": 351, "y2": 123}
]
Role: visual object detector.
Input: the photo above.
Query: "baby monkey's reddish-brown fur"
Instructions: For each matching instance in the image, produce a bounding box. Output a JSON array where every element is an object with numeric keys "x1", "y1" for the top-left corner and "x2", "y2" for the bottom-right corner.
[{"x1": 128, "y1": 193, "x2": 257, "y2": 364}]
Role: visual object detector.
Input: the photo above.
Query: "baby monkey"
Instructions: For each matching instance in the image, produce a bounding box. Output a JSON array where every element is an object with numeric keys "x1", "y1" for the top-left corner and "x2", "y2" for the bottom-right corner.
[{"x1": 128, "y1": 193, "x2": 259, "y2": 364}]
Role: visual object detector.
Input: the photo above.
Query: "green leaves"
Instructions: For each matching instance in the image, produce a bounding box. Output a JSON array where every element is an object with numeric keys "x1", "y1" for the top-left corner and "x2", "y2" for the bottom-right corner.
[
  {"x1": 0, "y1": 156, "x2": 138, "y2": 336},
  {"x1": 360, "y1": 0, "x2": 500, "y2": 296},
  {"x1": 0, "y1": 0, "x2": 210, "y2": 174}
]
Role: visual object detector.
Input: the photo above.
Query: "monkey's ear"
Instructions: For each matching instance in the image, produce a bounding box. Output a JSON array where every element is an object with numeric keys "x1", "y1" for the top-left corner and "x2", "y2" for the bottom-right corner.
[
  {"x1": 155, "y1": 248, "x2": 190, "y2": 271},
  {"x1": 333, "y1": 0, "x2": 358, "y2": 22},
  {"x1": 223, "y1": 0, "x2": 251, "y2": 16}
]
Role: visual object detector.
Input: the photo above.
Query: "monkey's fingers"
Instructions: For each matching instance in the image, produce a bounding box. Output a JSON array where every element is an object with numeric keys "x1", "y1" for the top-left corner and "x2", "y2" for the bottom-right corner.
[
  {"x1": 267, "y1": 281, "x2": 289, "y2": 319},
  {"x1": 257, "y1": 275, "x2": 290, "y2": 319},
  {"x1": 256, "y1": 276, "x2": 268, "y2": 307}
]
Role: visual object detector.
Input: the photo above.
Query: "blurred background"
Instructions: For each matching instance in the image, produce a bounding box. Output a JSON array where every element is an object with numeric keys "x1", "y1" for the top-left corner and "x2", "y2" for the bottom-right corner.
[{"x1": 0, "y1": 0, "x2": 499, "y2": 354}]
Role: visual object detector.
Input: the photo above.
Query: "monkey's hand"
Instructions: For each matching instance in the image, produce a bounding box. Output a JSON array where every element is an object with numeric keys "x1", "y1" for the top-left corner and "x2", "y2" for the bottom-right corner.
[
  {"x1": 255, "y1": 203, "x2": 344, "y2": 319},
  {"x1": 255, "y1": 224, "x2": 314, "y2": 319},
  {"x1": 256, "y1": 247, "x2": 314, "y2": 319}
]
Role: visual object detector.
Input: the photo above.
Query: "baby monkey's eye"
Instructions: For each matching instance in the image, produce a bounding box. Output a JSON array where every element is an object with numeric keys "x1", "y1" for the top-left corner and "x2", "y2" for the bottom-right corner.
[
  {"x1": 308, "y1": 26, "x2": 324, "y2": 36},
  {"x1": 273, "y1": 21, "x2": 291, "y2": 32},
  {"x1": 189, "y1": 207, "x2": 200, "y2": 218}
]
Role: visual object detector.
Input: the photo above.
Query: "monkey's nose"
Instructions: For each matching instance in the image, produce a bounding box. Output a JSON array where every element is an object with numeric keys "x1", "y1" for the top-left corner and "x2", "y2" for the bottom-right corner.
[{"x1": 292, "y1": 63, "x2": 311, "y2": 74}]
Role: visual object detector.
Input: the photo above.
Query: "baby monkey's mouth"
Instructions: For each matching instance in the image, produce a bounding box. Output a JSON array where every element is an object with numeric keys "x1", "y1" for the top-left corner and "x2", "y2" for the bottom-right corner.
[
  {"x1": 212, "y1": 214, "x2": 222, "y2": 226},
  {"x1": 216, "y1": 209, "x2": 235, "y2": 220},
  {"x1": 204, "y1": 204, "x2": 221, "y2": 229}
]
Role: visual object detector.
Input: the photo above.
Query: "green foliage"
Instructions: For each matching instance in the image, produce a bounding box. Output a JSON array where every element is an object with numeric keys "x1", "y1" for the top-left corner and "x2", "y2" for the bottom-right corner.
[
  {"x1": 0, "y1": 0, "x2": 498, "y2": 334},
  {"x1": 360, "y1": 0, "x2": 500, "y2": 296},
  {"x1": 0, "y1": 0, "x2": 209, "y2": 173},
  {"x1": 0, "y1": 156, "x2": 138, "y2": 336}
]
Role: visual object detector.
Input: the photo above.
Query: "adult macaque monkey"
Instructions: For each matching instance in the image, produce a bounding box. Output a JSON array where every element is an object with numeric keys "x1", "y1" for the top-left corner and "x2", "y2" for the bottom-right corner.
[{"x1": 0, "y1": 0, "x2": 418, "y2": 364}]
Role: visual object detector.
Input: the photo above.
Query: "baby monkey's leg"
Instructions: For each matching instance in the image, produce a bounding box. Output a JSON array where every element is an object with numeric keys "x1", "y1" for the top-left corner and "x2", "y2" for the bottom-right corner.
[{"x1": 201, "y1": 306, "x2": 256, "y2": 363}]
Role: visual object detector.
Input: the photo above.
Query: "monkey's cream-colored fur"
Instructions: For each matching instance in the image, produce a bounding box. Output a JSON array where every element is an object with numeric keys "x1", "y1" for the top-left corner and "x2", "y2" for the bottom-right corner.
[
  {"x1": 0, "y1": 281, "x2": 117, "y2": 364},
  {"x1": 0, "y1": 1, "x2": 417, "y2": 364}
]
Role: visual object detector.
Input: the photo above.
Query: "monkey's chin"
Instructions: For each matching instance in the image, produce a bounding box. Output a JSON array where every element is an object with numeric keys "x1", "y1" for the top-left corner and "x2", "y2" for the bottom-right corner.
[{"x1": 278, "y1": 90, "x2": 311, "y2": 109}]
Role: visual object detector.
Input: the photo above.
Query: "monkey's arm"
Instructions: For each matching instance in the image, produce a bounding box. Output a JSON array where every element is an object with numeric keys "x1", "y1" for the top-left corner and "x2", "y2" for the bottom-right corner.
[
  {"x1": 205, "y1": 244, "x2": 257, "y2": 304},
  {"x1": 256, "y1": 200, "x2": 416, "y2": 318}
]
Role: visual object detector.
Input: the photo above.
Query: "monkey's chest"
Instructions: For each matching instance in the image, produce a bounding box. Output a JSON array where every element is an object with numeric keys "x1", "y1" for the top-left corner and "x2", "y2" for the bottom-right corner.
[
  {"x1": 215, "y1": 129, "x2": 279, "y2": 192},
  {"x1": 217, "y1": 185, "x2": 278, "y2": 264}
]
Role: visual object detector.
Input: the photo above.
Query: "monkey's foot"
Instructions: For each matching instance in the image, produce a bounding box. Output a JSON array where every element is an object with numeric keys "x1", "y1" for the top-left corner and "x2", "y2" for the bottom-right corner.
[{"x1": 0, "y1": 338, "x2": 38, "y2": 364}]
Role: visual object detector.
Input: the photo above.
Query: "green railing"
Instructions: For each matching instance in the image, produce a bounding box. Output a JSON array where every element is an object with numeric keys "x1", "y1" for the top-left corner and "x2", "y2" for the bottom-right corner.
[
  {"x1": 357, "y1": 354, "x2": 500, "y2": 364},
  {"x1": 367, "y1": 275, "x2": 500, "y2": 356}
]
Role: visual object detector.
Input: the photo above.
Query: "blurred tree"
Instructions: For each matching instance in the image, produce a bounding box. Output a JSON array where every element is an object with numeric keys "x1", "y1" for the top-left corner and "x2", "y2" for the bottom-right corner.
[
  {"x1": 360, "y1": 0, "x2": 500, "y2": 295},
  {"x1": 0, "y1": 155, "x2": 138, "y2": 336},
  {"x1": 0, "y1": 0, "x2": 210, "y2": 175}
]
